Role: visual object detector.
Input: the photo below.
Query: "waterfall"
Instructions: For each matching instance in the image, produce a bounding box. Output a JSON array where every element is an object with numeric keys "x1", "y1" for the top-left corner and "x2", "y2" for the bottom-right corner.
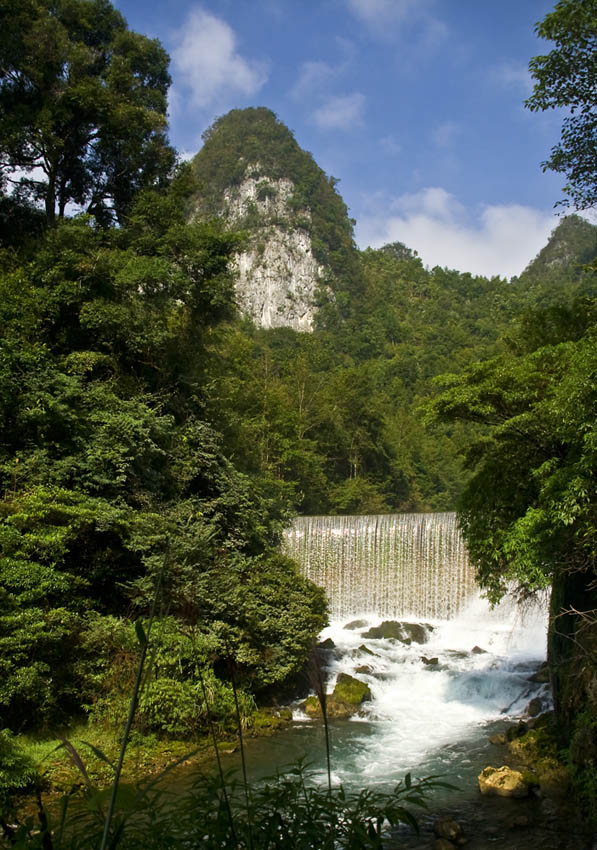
[{"x1": 283, "y1": 512, "x2": 477, "y2": 620}]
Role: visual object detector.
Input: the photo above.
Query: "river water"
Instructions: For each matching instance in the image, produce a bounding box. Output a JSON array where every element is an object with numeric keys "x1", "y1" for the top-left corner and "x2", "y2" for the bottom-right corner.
[
  {"x1": 230, "y1": 596, "x2": 595, "y2": 849},
  {"x1": 235, "y1": 512, "x2": 596, "y2": 848}
]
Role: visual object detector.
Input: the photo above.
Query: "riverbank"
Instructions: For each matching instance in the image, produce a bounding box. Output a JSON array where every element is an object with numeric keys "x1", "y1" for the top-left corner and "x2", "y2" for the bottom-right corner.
[{"x1": 390, "y1": 716, "x2": 594, "y2": 850}]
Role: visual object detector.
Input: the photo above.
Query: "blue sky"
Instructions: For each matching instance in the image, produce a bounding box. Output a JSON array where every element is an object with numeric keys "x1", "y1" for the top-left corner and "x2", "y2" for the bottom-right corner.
[{"x1": 113, "y1": 0, "x2": 570, "y2": 278}]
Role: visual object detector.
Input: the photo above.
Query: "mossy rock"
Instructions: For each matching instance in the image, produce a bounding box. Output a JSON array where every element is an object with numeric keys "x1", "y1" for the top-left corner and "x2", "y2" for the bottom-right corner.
[
  {"x1": 344, "y1": 619, "x2": 369, "y2": 630},
  {"x1": 249, "y1": 707, "x2": 293, "y2": 735},
  {"x1": 507, "y1": 727, "x2": 569, "y2": 794},
  {"x1": 303, "y1": 695, "x2": 322, "y2": 717},
  {"x1": 302, "y1": 673, "x2": 371, "y2": 720},
  {"x1": 358, "y1": 644, "x2": 379, "y2": 656},
  {"x1": 302, "y1": 693, "x2": 362, "y2": 719},
  {"x1": 333, "y1": 673, "x2": 371, "y2": 705},
  {"x1": 361, "y1": 620, "x2": 432, "y2": 644}
]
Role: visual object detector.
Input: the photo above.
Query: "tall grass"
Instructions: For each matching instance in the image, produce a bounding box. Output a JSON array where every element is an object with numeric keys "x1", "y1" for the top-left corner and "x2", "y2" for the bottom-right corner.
[{"x1": 1, "y1": 591, "x2": 447, "y2": 848}]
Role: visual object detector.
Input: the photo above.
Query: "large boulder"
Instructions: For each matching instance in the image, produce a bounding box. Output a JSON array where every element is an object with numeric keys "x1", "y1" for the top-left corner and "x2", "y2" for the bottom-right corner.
[
  {"x1": 333, "y1": 673, "x2": 371, "y2": 705},
  {"x1": 361, "y1": 620, "x2": 433, "y2": 644},
  {"x1": 344, "y1": 619, "x2": 369, "y2": 630},
  {"x1": 302, "y1": 673, "x2": 371, "y2": 720},
  {"x1": 478, "y1": 766, "x2": 532, "y2": 798}
]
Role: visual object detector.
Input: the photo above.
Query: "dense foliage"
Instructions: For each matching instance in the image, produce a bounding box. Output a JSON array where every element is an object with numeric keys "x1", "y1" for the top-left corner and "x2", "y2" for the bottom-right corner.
[
  {"x1": 526, "y1": 0, "x2": 597, "y2": 210},
  {"x1": 0, "y1": 0, "x2": 175, "y2": 224},
  {"x1": 0, "y1": 133, "x2": 326, "y2": 736}
]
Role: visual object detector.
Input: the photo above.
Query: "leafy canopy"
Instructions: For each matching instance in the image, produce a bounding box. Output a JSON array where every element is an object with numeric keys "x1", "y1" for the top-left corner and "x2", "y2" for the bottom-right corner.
[
  {"x1": 0, "y1": 0, "x2": 175, "y2": 225},
  {"x1": 526, "y1": 0, "x2": 597, "y2": 209}
]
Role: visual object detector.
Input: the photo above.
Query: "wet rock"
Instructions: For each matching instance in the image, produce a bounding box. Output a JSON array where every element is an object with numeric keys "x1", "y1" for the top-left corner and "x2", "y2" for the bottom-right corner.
[
  {"x1": 528, "y1": 661, "x2": 550, "y2": 683},
  {"x1": 333, "y1": 672, "x2": 371, "y2": 705},
  {"x1": 434, "y1": 816, "x2": 467, "y2": 844},
  {"x1": 303, "y1": 695, "x2": 321, "y2": 717},
  {"x1": 249, "y1": 707, "x2": 293, "y2": 735},
  {"x1": 358, "y1": 644, "x2": 379, "y2": 656},
  {"x1": 421, "y1": 656, "x2": 439, "y2": 666},
  {"x1": 489, "y1": 732, "x2": 507, "y2": 745},
  {"x1": 478, "y1": 765, "x2": 530, "y2": 798},
  {"x1": 507, "y1": 726, "x2": 569, "y2": 795},
  {"x1": 505, "y1": 721, "x2": 528, "y2": 741},
  {"x1": 354, "y1": 665, "x2": 373, "y2": 674},
  {"x1": 303, "y1": 673, "x2": 372, "y2": 720},
  {"x1": 432, "y1": 840, "x2": 456, "y2": 850},
  {"x1": 524, "y1": 696, "x2": 545, "y2": 717},
  {"x1": 344, "y1": 619, "x2": 369, "y2": 630},
  {"x1": 361, "y1": 620, "x2": 433, "y2": 644},
  {"x1": 508, "y1": 814, "x2": 531, "y2": 829},
  {"x1": 303, "y1": 695, "x2": 354, "y2": 719},
  {"x1": 318, "y1": 637, "x2": 336, "y2": 650},
  {"x1": 471, "y1": 645, "x2": 487, "y2": 654}
]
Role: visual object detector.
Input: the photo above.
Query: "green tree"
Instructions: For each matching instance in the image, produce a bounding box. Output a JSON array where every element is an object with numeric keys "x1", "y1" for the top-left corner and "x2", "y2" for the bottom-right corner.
[
  {"x1": 0, "y1": 0, "x2": 175, "y2": 225},
  {"x1": 426, "y1": 301, "x2": 597, "y2": 773},
  {"x1": 526, "y1": 0, "x2": 597, "y2": 210},
  {"x1": 0, "y1": 188, "x2": 327, "y2": 730}
]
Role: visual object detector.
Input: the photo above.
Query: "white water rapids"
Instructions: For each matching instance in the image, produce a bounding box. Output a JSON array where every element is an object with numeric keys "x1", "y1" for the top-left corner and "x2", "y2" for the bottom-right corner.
[
  {"x1": 229, "y1": 513, "x2": 592, "y2": 848},
  {"x1": 281, "y1": 513, "x2": 550, "y2": 789},
  {"x1": 304, "y1": 596, "x2": 549, "y2": 787}
]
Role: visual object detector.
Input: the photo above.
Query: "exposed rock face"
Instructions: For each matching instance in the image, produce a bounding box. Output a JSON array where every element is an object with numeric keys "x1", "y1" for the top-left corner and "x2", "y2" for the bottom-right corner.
[
  {"x1": 190, "y1": 108, "x2": 360, "y2": 333},
  {"x1": 221, "y1": 169, "x2": 323, "y2": 331}
]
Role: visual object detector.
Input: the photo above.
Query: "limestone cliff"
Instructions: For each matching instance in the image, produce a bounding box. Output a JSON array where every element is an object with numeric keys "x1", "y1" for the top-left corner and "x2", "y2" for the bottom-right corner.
[
  {"x1": 189, "y1": 108, "x2": 361, "y2": 332},
  {"x1": 218, "y1": 168, "x2": 323, "y2": 331}
]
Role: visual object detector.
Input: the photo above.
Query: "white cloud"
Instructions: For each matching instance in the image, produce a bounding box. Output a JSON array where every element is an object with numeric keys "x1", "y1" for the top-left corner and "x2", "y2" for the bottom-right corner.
[
  {"x1": 291, "y1": 60, "x2": 337, "y2": 101},
  {"x1": 355, "y1": 187, "x2": 557, "y2": 278},
  {"x1": 491, "y1": 61, "x2": 533, "y2": 94},
  {"x1": 433, "y1": 121, "x2": 461, "y2": 148},
  {"x1": 177, "y1": 149, "x2": 198, "y2": 163},
  {"x1": 170, "y1": 7, "x2": 268, "y2": 110},
  {"x1": 311, "y1": 93, "x2": 366, "y2": 130},
  {"x1": 345, "y1": 0, "x2": 447, "y2": 45},
  {"x1": 380, "y1": 135, "x2": 401, "y2": 155},
  {"x1": 347, "y1": 0, "x2": 419, "y2": 28}
]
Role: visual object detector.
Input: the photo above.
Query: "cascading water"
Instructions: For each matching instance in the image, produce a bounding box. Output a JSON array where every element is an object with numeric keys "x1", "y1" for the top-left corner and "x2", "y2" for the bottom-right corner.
[
  {"x1": 232, "y1": 512, "x2": 593, "y2": 847},
  {"x1": 277, "y1": 513, "x2": 550, "y2": 797},
  {"x1": 282, "y1": 512, "x2": 476, "y2": 620}
]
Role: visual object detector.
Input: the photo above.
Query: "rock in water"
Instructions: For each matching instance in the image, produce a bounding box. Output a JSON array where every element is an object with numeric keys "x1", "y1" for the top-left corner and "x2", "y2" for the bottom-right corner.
[
  {"x1": 362, "y1": 620, "x2": 433, "y2": 643},
  {"x1": 333, "y1": 673, "x2": 371, "y2": 705},
  {"x1": 302, "y1": 673, "x2": 371, "y2": 720},
  {"x1": 478, "y1": 766, "x2": 530, "y2": 798},
  {"x1": 344, "y1": 619, "x2": 369, "y2": 630},
  {"x1": 433, "y1": 816, "x2": 467, "y2": 844}
]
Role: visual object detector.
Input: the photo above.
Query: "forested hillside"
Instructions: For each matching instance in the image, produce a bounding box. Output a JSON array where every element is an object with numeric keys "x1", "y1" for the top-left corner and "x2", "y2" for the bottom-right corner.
[{"x1": 1, "y1": 0, "x2": 597, "y2": 829}]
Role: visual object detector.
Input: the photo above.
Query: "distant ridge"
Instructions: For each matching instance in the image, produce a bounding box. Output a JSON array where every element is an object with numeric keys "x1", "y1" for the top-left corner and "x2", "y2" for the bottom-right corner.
[{"x1": 521, "y1": 214, "x2": 597, "y2": 280}]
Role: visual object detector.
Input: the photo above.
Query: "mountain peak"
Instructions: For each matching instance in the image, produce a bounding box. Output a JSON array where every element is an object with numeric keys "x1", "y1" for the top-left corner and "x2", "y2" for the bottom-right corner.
[{"x1": 190, "y1": 108, "x2": 358, "y2": 331}]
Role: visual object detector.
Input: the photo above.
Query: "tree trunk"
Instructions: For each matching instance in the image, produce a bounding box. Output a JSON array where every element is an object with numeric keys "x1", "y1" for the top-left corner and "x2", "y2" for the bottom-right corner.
[{"x1": 548, "y1": 567, "x2": 597, "y2": 767}]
